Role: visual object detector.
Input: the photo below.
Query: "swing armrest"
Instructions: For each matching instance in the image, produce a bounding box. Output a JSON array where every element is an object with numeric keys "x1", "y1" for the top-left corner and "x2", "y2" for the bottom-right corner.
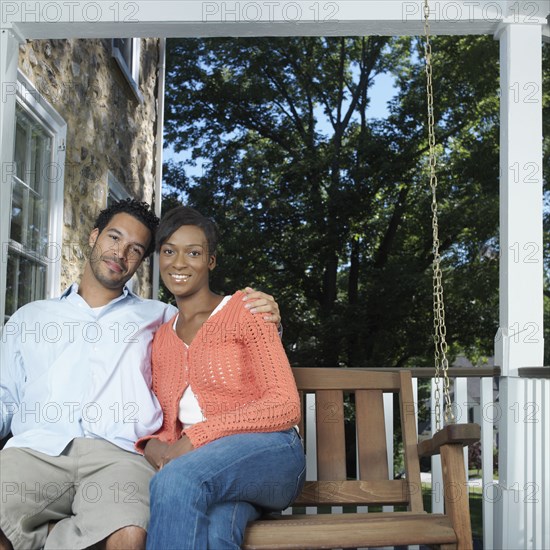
[{"x1": 417, "y1": 423, "x2": 480, "y2": 457}]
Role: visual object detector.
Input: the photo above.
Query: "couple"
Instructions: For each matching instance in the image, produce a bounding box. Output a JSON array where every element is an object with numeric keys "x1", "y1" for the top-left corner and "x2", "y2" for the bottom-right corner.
[{"x1": 0, "y1": 199, "x2": 306, "y2": 549}]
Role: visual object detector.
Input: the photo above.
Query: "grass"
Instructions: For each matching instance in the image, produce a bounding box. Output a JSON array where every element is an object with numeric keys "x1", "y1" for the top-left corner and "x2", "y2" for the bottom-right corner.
[{"x1": 422, "y1": 486, "x2": 484, "y2": 539}]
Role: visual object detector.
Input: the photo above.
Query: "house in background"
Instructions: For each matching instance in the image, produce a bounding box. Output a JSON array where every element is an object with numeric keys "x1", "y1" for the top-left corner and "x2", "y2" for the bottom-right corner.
[{"x1": 4, "y1": 37, "x2": 164, "y2": 320}]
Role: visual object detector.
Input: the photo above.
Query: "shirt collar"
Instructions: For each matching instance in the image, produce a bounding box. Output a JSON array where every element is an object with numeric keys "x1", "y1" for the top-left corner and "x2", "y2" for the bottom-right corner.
[
  {"x1": 59, "y1": 282, "x2": 142, "y2": 305},
  {"x1": 59, "y1": 282, "x2": 78, "y2": 299}
]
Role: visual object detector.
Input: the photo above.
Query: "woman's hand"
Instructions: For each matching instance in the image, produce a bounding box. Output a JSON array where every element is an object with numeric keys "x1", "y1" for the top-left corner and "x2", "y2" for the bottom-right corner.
[
  {"x1": 144, "y1": 437, "x2": 195, "y2": 469},
  {"x1": 161, "y1": 435, "x2": 194, "y2": 466},
  {"x1": 143, "y1": 439, "x2": 171, "y2": 470},
  {"x1": 242, "y1": 287, "x2": 281, "y2": 326}
]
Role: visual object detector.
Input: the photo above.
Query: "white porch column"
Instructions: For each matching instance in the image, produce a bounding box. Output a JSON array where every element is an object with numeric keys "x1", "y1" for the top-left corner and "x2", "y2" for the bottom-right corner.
[
  {"x1": 494, "y1": 21, "x2": 545, "y2": 550},
  {"x1": 0, "y1": 27, "x2": 22, "y2": 324}
]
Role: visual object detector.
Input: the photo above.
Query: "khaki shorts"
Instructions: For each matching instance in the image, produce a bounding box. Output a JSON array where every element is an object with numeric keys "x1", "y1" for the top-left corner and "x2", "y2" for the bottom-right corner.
[{"x1": 0, "y1": 438, "x2": 156, "y2": 550}]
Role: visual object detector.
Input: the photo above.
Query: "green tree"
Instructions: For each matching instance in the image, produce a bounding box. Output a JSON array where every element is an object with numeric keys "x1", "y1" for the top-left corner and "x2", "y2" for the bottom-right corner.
[{"x1": 163, "y1": 36, "x2": 549, "y2": 367}]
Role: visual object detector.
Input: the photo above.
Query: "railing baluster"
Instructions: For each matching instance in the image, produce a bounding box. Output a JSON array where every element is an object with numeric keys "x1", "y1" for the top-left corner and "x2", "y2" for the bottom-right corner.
[
  {"x1": 305, "y1": 392, "x2": 317, "y2": 516},
  {"x1": 480, "y1": 375, "x2": 494, "y2": 550},
  {"x1": 431, "y1": 377, "x2": 444, "y2": 513},
  {"x1": 454, "y1": 376, "x2": 469, "y2": 472},
  {"x1": 541, "y1": 379, "x2": 550, "y2": 550},
  {"x1": 410, "y1": 377, "x2": 420, "y2": 550},
  {"x1": 383, "y1": 392, "x2": 394, "y2": 514}
]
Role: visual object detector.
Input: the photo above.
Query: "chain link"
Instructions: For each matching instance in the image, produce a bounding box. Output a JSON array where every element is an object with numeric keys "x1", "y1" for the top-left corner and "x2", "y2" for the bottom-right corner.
[{"x1": 423, "y1": 0, "x2": 455, "y2": 431}]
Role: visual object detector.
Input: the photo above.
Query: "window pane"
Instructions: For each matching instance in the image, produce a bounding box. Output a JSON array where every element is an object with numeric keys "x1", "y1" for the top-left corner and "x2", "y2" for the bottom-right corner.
[
  {"x1": 5, "y1": 252, "x2": 46, "y2": 317},
  {"x1": 28, "y1": 191, "x2": 48, "y2": 252},
  {"x1": 12, "y1": 106, "x2": 53, "y2": 254},
  {"x1": 10, "y1": 179, "x2": 25, "y2": 245},
  {"x1": 14, "y1": 117, "x2": 28, "y2": 181},
  {"x1": 5, "y1": 254, "x2": 16, "y2": 318},
  {"x1": 29, "y1": 124, "x2": 52, "y2": 194},
  {"x1": 114, "y1": 38, "x2": 133, "y2": 65}
]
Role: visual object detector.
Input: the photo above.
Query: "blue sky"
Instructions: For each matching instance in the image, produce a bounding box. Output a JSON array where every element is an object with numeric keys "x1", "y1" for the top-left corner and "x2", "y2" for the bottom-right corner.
[{"x1": 162, "y1": 70, "x2": 398, "y2": 177}]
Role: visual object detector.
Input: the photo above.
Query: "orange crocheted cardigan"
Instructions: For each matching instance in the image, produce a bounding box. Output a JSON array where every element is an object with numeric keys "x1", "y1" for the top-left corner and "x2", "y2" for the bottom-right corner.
[{"x1": 136, "y1": 291, "x2": 300, "y2": 451}]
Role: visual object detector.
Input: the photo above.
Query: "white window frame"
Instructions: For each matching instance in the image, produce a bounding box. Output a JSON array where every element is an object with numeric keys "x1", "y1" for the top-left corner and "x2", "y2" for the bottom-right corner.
[
  {"x1": 6, "y1": 70, "x2": 67, "y2": 315},
  {"x1": 111, "y1": 38, "x2": 144, "y2": 103}
]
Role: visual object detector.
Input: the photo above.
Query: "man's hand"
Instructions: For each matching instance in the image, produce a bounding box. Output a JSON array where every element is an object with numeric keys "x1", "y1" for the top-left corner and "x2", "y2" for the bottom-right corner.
[
  {"x1": 242, "y1": 287, "x2": 281, "y2": 326},
  {"x1": 161, "y1": 435, "x2": 194, "y2": 467},
  {"x1": 143, "y1": 438, "x2": 170, "y2": 470}
]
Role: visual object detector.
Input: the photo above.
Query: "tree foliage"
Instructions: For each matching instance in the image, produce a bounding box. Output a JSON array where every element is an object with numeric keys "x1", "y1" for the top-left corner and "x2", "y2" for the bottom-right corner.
[{"x1": 162, "y1": 36, "x2": 549, "y2": 368}]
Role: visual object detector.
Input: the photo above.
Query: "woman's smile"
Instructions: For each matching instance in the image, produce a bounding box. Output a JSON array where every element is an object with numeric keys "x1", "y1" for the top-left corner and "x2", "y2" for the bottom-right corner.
[{"x1": 169, "y1": 273, "x2": 191, "y2": 283}]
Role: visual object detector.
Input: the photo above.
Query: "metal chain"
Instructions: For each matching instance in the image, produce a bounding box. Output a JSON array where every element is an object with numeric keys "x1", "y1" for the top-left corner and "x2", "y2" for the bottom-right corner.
[{"x1": 423, "y1": 0, "x2": 454, "y2": 430}]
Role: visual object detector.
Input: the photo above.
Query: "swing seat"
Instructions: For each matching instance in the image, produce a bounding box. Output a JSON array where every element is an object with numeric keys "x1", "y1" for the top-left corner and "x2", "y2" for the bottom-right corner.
[{"x1": 243, "y1": 367, "x2": 480, "y2": 550}]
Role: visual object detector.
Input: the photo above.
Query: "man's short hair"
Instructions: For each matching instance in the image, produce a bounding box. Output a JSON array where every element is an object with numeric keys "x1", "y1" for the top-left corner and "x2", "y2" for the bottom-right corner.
[
  {"x1": 156, "y1": 206, "x2": 219, "y2": 256},
  {"x1": 94, "y1": 199, "x2": 159, "y2": 257}
]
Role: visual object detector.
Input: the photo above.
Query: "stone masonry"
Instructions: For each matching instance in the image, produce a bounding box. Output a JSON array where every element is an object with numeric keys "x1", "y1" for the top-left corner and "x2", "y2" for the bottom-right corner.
[{"x1": 18, "y1": 38, "x2": 161, "y2": 297}]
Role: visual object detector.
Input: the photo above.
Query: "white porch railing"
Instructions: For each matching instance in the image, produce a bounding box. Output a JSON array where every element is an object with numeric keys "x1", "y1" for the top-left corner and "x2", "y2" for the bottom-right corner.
[{"x1": 424, "y1": 368, "x2": 497, "y2": 549}]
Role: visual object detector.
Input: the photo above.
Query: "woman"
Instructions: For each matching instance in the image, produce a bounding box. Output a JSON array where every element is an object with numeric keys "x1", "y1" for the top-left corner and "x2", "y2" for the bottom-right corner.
[{"x1": 137, "y1": 206, "x2": 306, "y2": 549}]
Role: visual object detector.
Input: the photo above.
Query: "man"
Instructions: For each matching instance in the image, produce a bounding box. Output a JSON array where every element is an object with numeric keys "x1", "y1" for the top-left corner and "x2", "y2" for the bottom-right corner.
[{"x1": 0, "y1": 199, "x2": 280, "y2": 550}]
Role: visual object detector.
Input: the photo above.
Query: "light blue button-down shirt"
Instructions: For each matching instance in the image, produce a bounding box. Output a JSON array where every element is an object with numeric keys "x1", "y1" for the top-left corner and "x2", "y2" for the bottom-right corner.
[{"x1": 0, "y1": 284, "x2": 177, "y2": 455}]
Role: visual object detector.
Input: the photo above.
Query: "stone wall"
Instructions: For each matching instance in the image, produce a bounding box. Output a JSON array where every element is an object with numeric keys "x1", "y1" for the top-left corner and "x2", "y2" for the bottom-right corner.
[{"x1": 18, "y1": 38, "x2": 160, "y2": 297}]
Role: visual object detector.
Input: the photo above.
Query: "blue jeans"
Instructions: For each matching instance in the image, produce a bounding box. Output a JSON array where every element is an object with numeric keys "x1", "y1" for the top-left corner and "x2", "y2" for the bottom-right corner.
[{"x1": 147, "y1": 428, "x2": 306, "y2": 549}]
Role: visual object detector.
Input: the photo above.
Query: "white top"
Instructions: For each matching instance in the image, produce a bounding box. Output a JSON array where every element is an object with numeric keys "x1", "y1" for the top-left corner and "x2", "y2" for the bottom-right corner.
[{"x1": 174, "y1": 296, "x2": 232, "y2": 427}]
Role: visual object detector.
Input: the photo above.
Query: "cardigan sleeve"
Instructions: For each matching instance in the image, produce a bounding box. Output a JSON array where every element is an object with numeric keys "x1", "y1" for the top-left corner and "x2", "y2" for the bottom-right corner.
[{"x1": 183, "y1": 306, "x2": 300, "y2": 448}]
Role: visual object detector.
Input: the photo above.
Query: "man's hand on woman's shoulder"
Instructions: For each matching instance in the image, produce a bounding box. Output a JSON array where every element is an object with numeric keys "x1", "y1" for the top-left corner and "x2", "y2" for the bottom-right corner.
[{"x1": 242, "y1": 287, "x2": 281, "y2": 327}]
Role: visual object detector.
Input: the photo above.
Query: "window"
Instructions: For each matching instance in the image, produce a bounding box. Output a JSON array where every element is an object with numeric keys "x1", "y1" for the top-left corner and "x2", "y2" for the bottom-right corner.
[
  {"x1": 112, "y1": 38, "x2": 143, "y2": 102},
  {"x1": 5, "y1": 72, "x2": 66, "y2": 321},
  {"x1": 107, "y1": 171, "x2": 130, "y2": 206}
]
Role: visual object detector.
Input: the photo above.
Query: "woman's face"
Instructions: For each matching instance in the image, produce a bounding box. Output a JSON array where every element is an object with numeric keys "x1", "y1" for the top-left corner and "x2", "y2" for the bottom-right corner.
[{"x1": 158, "y1": 224, "x2": 215, "y2": 298}]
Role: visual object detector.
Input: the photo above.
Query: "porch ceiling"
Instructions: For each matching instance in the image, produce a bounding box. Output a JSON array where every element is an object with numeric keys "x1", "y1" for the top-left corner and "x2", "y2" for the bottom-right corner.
[{"x1": 4, "y1": 1, "x2": 550, "y2": 39}]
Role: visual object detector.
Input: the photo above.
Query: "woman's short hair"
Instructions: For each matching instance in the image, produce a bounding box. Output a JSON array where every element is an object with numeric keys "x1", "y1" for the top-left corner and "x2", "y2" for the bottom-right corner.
[{"x1": 156, "y1": 206, "x2": 219, "y2": 255}]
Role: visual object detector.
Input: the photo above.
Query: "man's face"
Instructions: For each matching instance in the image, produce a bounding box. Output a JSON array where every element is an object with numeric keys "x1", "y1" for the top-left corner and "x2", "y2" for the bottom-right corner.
[{"x1": 88, "y1": 213, "x2": 152, "y2": 291}]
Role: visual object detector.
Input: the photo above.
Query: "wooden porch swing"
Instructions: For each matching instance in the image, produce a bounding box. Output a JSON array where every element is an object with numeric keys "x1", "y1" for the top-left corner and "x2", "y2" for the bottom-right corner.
[{"x1": 243, "y1": 2, "x2": 482, "y2": 548}]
